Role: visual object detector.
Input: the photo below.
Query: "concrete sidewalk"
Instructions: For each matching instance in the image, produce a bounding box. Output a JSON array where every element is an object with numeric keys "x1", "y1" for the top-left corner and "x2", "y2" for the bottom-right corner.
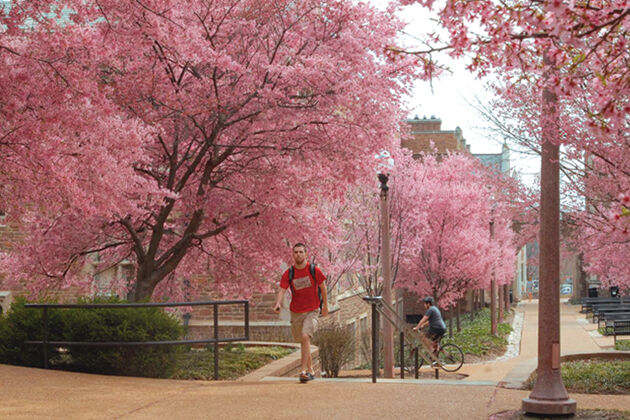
[{"x1": 1, "y1": 300, "x2": 629, "y2": 420}]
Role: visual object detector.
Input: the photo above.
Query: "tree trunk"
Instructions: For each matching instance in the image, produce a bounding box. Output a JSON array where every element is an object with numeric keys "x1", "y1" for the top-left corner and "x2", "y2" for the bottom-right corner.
[
  {"x1": 469, "y1": 290, "x2": 475, "y2": 320},
  {"x1": 129, "y1": 266, "x2": 161, "y2": 302},
  {"x1": 448, "y1": 306, "x2": 454, "y2": 338},
  {"x1": 504, "y1": 284, "x2": 510, "y2": 311},
  {"x1": 577, "y1": 253, "x2": 589, "y2": 298},
  {"x1": 456, "y1": 300, "x2": 461, "y2": 332},
  {"x1": 499, "y1": 283, "x2": 504, "y2": 323}
]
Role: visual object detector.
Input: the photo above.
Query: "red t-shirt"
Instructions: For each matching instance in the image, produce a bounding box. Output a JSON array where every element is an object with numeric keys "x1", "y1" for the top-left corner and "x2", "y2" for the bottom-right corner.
[{"x1": 280, "y1": 263, "x2": 326, "y2": 313}]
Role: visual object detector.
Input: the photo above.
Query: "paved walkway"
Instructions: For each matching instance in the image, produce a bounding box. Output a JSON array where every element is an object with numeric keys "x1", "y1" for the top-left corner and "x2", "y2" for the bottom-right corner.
[{"x1": 1, "y1": 300, "x2": 628, "y2": 420}]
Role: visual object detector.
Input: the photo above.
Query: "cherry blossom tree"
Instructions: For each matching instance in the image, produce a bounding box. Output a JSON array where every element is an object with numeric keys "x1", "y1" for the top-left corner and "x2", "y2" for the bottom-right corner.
[
  {"x1": 321, "y1": 150, "x2": 427, "y2": 297},
  {"x1": 394, "y1": 153, "x2": 517, "y2": 309},
  {"x1": 0, "y1": 0, "x2": 417, "y2": 301}
]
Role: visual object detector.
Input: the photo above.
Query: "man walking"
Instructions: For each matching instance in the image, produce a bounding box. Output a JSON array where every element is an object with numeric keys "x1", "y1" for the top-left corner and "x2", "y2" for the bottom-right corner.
[{"x1": 273, "y1": 243, "x2": 328, "y2": 382}]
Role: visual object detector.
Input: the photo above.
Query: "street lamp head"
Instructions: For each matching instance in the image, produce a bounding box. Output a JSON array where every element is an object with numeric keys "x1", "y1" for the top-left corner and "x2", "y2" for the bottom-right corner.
[
  {"x1": 375, "y1": 150, "x2": 394, "y2": 193},
  {"x1": 377, "y1": 172, "x2": 389, "y2": 191}
]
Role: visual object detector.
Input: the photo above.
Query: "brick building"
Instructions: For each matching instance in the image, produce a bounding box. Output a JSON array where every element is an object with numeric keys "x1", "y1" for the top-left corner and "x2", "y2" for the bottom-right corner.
[{"x1": 402, "y1": 115, "x2": 470, "y2": 157}]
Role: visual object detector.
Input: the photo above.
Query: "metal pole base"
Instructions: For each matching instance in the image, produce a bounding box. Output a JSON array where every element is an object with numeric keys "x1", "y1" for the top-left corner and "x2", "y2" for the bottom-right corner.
[{"x1": 522, "y1": 397, "x2": 576, "y2": 416}]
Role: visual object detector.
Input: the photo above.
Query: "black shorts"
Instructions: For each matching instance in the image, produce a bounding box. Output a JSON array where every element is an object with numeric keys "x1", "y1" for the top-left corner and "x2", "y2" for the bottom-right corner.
[{"x1": 427, "y1": 327, "x2": 446, "y2": 341}]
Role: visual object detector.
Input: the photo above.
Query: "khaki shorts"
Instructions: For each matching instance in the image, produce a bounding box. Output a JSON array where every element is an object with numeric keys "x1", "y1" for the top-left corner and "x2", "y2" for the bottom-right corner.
[{"x1": 290, "y1": 310, "x2": 319, "y2": 342}]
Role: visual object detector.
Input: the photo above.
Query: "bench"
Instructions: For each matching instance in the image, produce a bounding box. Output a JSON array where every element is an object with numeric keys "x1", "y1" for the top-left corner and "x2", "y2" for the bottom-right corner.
[
  {"x1": 591, "y1": 304, "x2": 630, "y2": 324},
  {"x1": 580, "y1": 297, "x2": 622, "y2": 313},
  {"x1": 602, "y1": 313, "x2": 630, "y2": 333},
  {"x1": 611, "y1": 320, "x2": 630, "y2": 345}
]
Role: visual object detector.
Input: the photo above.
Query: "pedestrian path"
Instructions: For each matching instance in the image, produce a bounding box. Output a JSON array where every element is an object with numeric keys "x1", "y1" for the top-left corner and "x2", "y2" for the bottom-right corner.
[
  {"x1": 1, "y1": 299, "x2": 628, "y2": 420},
  {"x1": 262, "y1": 299, "x2": 612, "y2": 387}
]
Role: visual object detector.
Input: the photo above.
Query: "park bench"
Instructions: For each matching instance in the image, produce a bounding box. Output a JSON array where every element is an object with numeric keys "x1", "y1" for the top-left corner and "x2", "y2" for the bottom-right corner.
[
  {"x1": 598, "y1": 312, "x2": 630, "y2": 335},
  {"x1": 591, "y1": 304, "x2": 630, "y2": 324},
  {"x1": 580, "y1": 297, "x2": 621, "y2": 313},
  {"x1": 597, "y1": 309, "x2": 630, "y2": 328},
  {"x1": 611, "y1": 319, "x2": 630, "y2": 346}
]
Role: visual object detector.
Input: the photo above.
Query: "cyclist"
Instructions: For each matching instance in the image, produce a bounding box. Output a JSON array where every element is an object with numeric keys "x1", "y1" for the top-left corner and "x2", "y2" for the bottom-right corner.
[{"x1": 412, "y1": 296, "x2": 446, "y2": 354}]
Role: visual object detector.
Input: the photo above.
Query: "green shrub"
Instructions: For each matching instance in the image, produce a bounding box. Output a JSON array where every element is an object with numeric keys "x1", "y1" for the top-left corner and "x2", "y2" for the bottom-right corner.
[
  {"x1": 0, "y1": 297, "x2": 65, "y2": 367},
  {"x1": 313, "y1": 323, "x2": 355, "y2": 377},
  {"x1": 0, "y1": 296, "x2": 183, "y2": 378},
  {"x1": 61, "y1": 296, "x2": 184, "y2": 378}
]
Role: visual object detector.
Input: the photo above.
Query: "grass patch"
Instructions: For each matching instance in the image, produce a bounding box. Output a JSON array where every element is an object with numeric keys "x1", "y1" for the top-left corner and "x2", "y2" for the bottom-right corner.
[
  {"x1": 442, "y1": 308, "x2": 513, "y2": 356},
  {"x1": 524, "y1": 360, "x2": 630, "y2": 394},
  {"x1": 616, "y1": 340, "x2": 630, "y2": 351},
  {"x1": 171, "y1": 344, "x2": 294, "y2": 380}
]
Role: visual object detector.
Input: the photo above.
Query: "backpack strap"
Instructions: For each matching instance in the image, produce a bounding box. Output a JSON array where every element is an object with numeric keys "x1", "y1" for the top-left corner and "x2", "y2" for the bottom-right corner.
[
  {"x1": 310, "y1": 263, "x2": 323, "y2": 312},
  {"x1": 288, "y1": 266, "x2": 296, "y2": 295}
]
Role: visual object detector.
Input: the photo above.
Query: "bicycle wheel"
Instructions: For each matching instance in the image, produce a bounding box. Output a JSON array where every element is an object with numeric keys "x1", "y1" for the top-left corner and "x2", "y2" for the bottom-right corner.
[{"x1": 436, "y1": 343, "x2": 464, "y2": 372}]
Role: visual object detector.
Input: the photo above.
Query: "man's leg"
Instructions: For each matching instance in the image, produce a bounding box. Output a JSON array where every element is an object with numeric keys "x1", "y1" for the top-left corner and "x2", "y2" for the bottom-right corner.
[
  {"x1": 301, "y1": 332, "x2": 312, "y2": 374},
  {"x1": 291, "y1": 312, "x2": 308, "y2": 377},
  {"x1": 301, "y1": 311, "x2": 318, "y2": 376}
]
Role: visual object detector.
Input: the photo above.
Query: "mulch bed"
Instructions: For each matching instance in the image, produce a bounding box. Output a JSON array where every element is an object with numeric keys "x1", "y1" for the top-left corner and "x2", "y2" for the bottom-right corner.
[{"x1": 490, "y1": 409, "x2": 630, "y2": 419}]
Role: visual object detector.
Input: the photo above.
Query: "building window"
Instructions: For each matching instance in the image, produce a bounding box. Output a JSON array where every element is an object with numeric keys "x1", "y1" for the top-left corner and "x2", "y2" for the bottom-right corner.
[{"x1": 0, "y1": 210, "x2": 6, "y2": 227}]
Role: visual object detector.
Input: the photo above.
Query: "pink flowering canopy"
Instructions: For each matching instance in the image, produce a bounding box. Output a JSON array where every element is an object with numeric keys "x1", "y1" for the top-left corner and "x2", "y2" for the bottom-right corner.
[
  {"x1": 1, "y1": 0, "x2": 418, "y2": 300},
  {"x1": 392, "y1": 153, "x2": 517, "y2": 309}
]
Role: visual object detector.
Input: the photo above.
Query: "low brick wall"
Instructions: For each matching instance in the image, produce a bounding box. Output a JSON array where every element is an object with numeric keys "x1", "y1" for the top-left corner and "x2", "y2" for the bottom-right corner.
[
  {"x1": 239, "y1": 343, "x2": 320, "y2": 381},
  {"x1": 187, "y1": 324, "x2": 294, "y2": 343}
]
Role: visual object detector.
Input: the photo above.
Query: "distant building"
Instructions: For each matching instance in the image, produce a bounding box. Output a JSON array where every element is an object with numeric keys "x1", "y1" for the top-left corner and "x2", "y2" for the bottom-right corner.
[
  {"x1": 473, "y1": 143, "x2": 510, "y2": 174},
  {"x1": 403, "y1": 115, "x2": 469, "y2": 156}
]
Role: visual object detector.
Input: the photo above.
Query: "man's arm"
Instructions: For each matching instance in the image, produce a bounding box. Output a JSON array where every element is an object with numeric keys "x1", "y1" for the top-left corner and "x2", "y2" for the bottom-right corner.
[
  {"x1": 273, "y1": 287, "x2": 287, "y2": 313},
  {"x1": 413, "y1": 315, "x2": 429, "y2": 331},
  {"x1": 319, "y1": 282, "x2": 328, "y2": 316}
]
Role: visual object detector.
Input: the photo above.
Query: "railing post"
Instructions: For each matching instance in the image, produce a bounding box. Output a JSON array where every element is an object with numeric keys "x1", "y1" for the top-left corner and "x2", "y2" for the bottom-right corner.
[
  {"x1": 213, "y1": 303, "x2": 219, "y2": 380},
  {"x1": 244, "y1": 301, "x2": 250, "y2": 341},
  {"x1": 362, "y1": 296, "x2": 382, "y2": 383},
  {"x1": 372, "y1": 303, "x2": 379, "y2": 383},
  {"x1": 400, "y1": 331, "x2": 404, "y2": 379},
  {"x1": 42, "y1": 307, "x2": 48, "y2": 369},
  {"x1": 414, "y1": 347, "x2": 419, "y2": 379}
]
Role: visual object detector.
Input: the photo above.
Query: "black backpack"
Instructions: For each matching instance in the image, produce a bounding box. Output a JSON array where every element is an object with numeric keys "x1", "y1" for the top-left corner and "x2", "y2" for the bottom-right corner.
[{"x1": 288, "y1": 263, "x2": 323, "y2": 312}]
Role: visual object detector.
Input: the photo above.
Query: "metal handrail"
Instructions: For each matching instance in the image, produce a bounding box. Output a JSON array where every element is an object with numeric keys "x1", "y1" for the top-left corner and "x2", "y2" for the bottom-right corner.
[
  {"x1": 24, "y1": 300, "x2": 250, "y2": 380},
  {"x1": 363, "y1": 296, "x2": 440, "y2": 382}
]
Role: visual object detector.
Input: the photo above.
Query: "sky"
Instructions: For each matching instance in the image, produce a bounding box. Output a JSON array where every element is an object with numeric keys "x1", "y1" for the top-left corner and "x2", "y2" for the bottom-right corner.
[{"x1": 368, "y1": 0, "x2": 541, "y2": 187}]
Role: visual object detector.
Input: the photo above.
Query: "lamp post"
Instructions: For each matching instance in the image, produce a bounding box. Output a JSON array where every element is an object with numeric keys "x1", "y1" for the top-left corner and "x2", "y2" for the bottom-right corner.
[
  {"x1": 376, "y1": 151, "x2": 394, "y2": 379},
  {"x1": 522, "y1": 50, "x2": 576, "y2": 415}
]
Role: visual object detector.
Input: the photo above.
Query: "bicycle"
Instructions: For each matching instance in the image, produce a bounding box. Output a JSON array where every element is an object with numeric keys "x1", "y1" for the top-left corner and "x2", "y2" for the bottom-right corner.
[{"x1": 405, "y1": 335, "x2": 464, "y2": 373}]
